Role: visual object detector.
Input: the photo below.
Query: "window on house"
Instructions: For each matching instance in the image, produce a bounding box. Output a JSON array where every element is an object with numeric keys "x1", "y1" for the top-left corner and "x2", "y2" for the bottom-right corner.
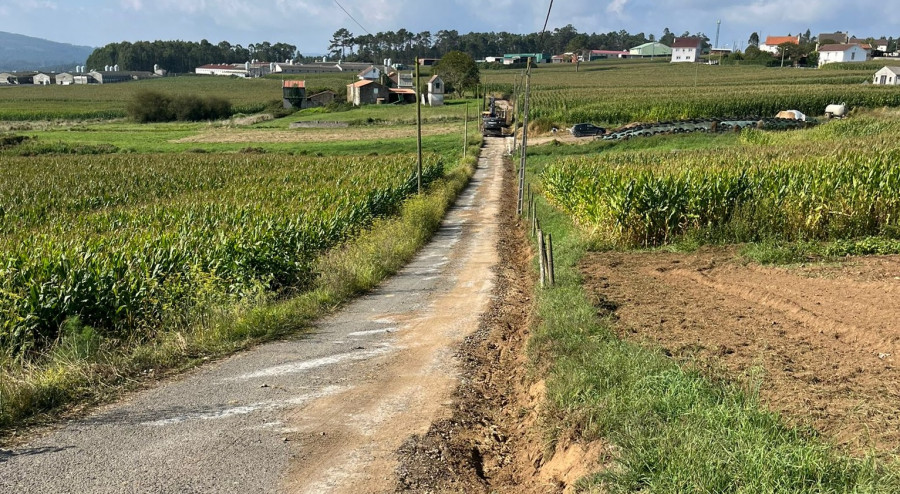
[{"x1": 851, "y1": 52, "x2": 856, "y2": 60}]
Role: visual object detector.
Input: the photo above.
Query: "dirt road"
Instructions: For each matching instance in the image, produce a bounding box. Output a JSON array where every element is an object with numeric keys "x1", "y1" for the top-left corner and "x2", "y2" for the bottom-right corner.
[{"x1": 0, "y1": 138, "x2": 507, "y2": 493}]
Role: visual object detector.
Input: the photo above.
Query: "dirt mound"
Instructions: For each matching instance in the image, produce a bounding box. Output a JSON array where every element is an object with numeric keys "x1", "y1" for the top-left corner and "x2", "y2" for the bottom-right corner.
[{"x1": 580, "y1": 247, "x2": 900, "y2": 455}]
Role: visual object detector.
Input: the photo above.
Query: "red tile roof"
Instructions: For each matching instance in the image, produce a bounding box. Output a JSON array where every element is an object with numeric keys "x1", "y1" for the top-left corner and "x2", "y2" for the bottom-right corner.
[
  {"x1": 282, "y1": 80, "x2": 305, "y2": 88},
  {"x1": 764, "y1": 36, "x2": 799, "y2": 46},
  {"x1": 350, "y1": 80, "x2": 375, "y2": 87}
]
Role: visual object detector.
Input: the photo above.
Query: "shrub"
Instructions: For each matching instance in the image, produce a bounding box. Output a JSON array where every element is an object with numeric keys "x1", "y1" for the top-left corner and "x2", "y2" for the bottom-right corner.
[{"x1": 128, "y1": 91, "x2": 233, "y2": 123}]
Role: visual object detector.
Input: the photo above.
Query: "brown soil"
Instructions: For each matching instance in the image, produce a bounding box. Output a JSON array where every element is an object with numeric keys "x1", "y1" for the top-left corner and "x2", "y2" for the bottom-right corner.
[
  {"x1": 174, "y1": 123, "x2": 458, "y2": 144},
  {"x1": 394, "y1": 145, "x2": 608, "y2": 492},
  {"x1": 580, "y1": 247, "x2": 900, "y2": 455}
]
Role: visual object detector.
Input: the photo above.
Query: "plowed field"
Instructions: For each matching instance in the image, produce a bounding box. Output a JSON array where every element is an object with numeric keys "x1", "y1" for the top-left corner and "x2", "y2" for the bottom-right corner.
[{"x1": 581, "y1": 248, "x2": 900, "y2": 455}]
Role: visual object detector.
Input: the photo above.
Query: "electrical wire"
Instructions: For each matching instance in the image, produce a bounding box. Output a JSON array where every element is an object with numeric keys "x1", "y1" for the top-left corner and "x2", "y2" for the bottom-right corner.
[
  {"x1": 537, "y1": 0, "x2": 555, "y2": 51},
  {"x1": 333, "y1": 0, "x2": 372, "y2": 35}
]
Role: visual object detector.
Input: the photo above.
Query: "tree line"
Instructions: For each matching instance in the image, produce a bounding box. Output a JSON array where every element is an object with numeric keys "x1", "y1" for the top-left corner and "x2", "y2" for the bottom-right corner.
[
  {"x1": 86, "y1": 40, "x2": 301, "y2": 74},
  {"x1": 86, "y1": 24, "x2": 715, "y2": 74},
  {"x1": 330, "y1": 25, "x2": 710, "y2": 62}
]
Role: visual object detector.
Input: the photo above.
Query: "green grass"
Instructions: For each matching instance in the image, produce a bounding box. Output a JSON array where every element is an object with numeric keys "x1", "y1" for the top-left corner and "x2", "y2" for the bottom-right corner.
[
  {"x1": 0, "y1": 76, "x2": 285, "y2": 121},
  {"x1": 522, "y1": 155, "x2": 900, "y2": 493},
  {"x1": 8, "y1": 122, "x2": 465, "y2": 155}
]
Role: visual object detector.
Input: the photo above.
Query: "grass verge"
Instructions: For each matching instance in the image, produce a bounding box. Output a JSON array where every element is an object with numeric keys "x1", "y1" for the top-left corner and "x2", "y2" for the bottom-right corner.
[
  {"x1": 0, "y1": 136, "x2": 482, "y2": 438},
  {"x1": 523, "y1": 161, "x2": 900, "y2": 492}
]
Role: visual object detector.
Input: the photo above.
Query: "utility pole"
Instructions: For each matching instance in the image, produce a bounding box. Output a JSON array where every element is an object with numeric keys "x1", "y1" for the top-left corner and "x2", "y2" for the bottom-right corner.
[
  {"x1": 463, "y1": 101, "x2": 468, "y2": 157},
  {"x1": 517, "y1": 57, "x2": 532, "y2": 216},
  {"x1": 415, "y1": 57, "x2": 423, "y2": 194}
]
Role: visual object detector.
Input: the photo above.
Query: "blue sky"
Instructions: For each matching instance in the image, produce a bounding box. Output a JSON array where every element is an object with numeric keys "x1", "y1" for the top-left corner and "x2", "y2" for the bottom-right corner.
[{"x1": 1, "y1": 0, "x2": 898, "y2": 53}]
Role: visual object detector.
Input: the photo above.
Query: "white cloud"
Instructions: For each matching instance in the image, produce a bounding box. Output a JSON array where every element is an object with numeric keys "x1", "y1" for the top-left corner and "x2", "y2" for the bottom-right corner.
[
  {"x1": 607, "y1": 0, "x2": 629, "y2": 15},
  {"x1": 120, "y1": 0, "x2": 142, "y2": 10}
]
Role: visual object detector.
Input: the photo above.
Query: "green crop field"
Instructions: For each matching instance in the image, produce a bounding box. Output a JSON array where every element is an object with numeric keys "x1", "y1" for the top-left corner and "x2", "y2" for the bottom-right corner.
[
  {"x1": 0, "y1": 73, "x2": 358, "y2": 121},
  {"x1": 0, "y1": 72, "x2": 479, "y2": 429},
  {"x1": 484, "y1": 59, "x2": 897, "y2": 125},
  {"x1": 0, "y1": 153, "x2": 443, "y2": 356},
  {"x1": 542, "y1": 117, "x2": 900, "y2": 247}
]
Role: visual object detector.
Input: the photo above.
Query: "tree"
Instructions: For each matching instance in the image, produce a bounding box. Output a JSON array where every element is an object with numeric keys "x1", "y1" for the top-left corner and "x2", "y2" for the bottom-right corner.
[
  {"x1": 434, "y1": 51, "x2": 479, "y2": 98},
  {"x1": 660, "y1": 28, "x2": 675, "y2": 46},
  {"x1": 329, "y1": 28, "x2": 354, "y2": 59},
  {"x1": 748, "y1": 32, "x2": 760, "y2": 47},
  {"x1": 802, "y1": 29, "x2": 812, "y2": 44}
]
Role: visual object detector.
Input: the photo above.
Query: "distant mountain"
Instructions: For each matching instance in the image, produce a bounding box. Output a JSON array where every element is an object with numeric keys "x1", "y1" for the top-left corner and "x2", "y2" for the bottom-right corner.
[{"x1": 0, "y1": 31, "x2": 94, "y2": 72}]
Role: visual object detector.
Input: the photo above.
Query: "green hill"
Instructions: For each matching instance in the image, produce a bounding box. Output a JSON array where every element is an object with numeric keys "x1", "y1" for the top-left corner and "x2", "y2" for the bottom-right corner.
[{"x1": 0, "y1": 31, "x2": 93, "y2": 72}]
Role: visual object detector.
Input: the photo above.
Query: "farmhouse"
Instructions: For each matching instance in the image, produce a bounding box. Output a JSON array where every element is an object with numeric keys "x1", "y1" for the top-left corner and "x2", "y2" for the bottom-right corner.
[
  {"x1": 585, "y1": 50, "x2": 629, "y2": 60},
  {"x1": 89, "y1": 71, "x2": 155, "y2": 84},
  {"x1": 759, "y1": 35, "x2": 800, "y2": 55},
  {"x1": 347, "y1": 80, "x2": 388, "y2": 106},
  {"x1": 503, "y1": 53, "x2": 549, "y2": 64},
  {"x1": 856, "y1": 38, "x2": 891, "y2": 52},
  {"x1": 274, "y1": 63, "x2": 340, "y2": 74},
  {"x1": 195, "y1": 63, "x2": 271, "y2": 78},
  {"x1": 55, "y1": 72, "x2": 78, "y2": 85},
  {"x1": 73, "y1": 73, "x2": 98, "y2": 84},
  {"x1": 357, "y1": 65, "x2": 384, "y2": 81},
  {"x1": 389, "y1": 71, "x2": 414, "y2": 89},
  {"x1": 33, "y1": 73, "x2": 56, "y2": 85},
  {"x1": 873, "y1": 66, "x2": 900, "y2": 85},
  {"x1": 0, "y1": 71, "x2": 37, "y2": 84},
  {"x1": 817, "y1": 32, "x2": 850, "y2": 48},
  {"x1": 818, "y1": 44, "x2": 869, "y2": 67},
  {"x1": 307, "y1": 90, "x2": 336, "y2": 107},
  {"x1": 671, "y1": 37, "x2": 703, "y2": 63},
  {"x1": 629, "y1": 42, "x2": 672, "y2": 58}
]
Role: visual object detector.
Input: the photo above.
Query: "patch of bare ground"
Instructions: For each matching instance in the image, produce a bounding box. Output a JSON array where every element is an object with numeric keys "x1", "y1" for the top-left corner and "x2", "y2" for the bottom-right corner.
[
  {"x1": 395, "y1": 143, "x2": 607, "y2": 493},
  {"x1": 174, "y1": 123, "x2": 458, "y2": 144},
  {"x1": 580, "y1": 247, "x2": 900, "y2": 455}
]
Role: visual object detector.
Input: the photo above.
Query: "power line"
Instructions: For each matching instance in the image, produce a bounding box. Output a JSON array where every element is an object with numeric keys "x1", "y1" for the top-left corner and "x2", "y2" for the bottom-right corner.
[
  {"x1": 537, "y1": 0, "x2": 555, "y2": 50},
  {"x1": 333, "y1": 0, "x2": 371, "y2": 36}
]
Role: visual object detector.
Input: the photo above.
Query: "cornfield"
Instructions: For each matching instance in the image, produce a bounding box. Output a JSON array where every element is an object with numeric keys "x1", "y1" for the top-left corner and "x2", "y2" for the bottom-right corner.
[
  {"x1": 486, "y1": 60, "x2": 894, "y2": 125},
  {"x1": 0, "y1": 153, "x2": 443, "y2": 356},
  {"x1": 542, "y1": 123, "x2": 900, "y2": 246}
]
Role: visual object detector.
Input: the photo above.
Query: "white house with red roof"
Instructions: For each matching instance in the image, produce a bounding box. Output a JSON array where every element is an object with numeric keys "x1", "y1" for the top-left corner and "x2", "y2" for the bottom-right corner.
[
  {"x1": 759, "y1": 35, "x2": 801, "y2": 55},
  {"x1": 670, "y1": 37, "x2": 703, "y2": 63}
]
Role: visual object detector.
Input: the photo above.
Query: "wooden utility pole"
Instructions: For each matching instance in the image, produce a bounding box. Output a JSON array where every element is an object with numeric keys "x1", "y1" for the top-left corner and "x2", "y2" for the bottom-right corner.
[
  {"x1": 463, "y1": 101, "x2": 468, "y2": 157},
  {"x1": 517, "y1": 57, "x2": 532, "y2": 216},
  {"x1": 415, "y1": 57, "x2": 423, "y2": 194}
]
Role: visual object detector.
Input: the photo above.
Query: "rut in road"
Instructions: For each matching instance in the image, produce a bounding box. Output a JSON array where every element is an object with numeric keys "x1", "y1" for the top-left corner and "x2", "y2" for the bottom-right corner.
[{"x1": 0, "y1": 139, "x2": 507, "y2": 494}]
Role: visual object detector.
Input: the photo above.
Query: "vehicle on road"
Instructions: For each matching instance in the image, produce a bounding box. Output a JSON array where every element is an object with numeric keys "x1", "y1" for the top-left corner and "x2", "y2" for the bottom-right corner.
[{"x1": 570, "y1": 123, "x2": 606, "y2": 137}]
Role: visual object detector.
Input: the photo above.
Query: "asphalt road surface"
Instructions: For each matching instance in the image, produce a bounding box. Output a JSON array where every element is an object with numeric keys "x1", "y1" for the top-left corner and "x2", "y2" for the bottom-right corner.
[{"x1": 0, "y1": 138, "x2": 507, "y2": 493}]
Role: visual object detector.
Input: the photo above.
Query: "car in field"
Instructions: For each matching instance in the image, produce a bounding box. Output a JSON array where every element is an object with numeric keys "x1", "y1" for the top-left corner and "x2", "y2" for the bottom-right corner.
[{"x1": 570, "y1": 123, "x2": 606, "y2": 137}]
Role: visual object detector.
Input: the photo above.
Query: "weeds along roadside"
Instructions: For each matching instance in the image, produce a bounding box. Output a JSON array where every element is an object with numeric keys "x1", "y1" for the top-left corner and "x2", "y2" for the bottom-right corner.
[
  {"x1": 520, "y1": 153, "x2": 900, "y2": 492},
  {"x1": 0, "y1": 136, "x2": 483, "y2": 437}
]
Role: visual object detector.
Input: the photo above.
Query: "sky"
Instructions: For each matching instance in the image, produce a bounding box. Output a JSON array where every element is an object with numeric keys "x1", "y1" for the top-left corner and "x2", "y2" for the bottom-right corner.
[{"x1": 2, "y1": 0, "x2": 899, "y2": 54}]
